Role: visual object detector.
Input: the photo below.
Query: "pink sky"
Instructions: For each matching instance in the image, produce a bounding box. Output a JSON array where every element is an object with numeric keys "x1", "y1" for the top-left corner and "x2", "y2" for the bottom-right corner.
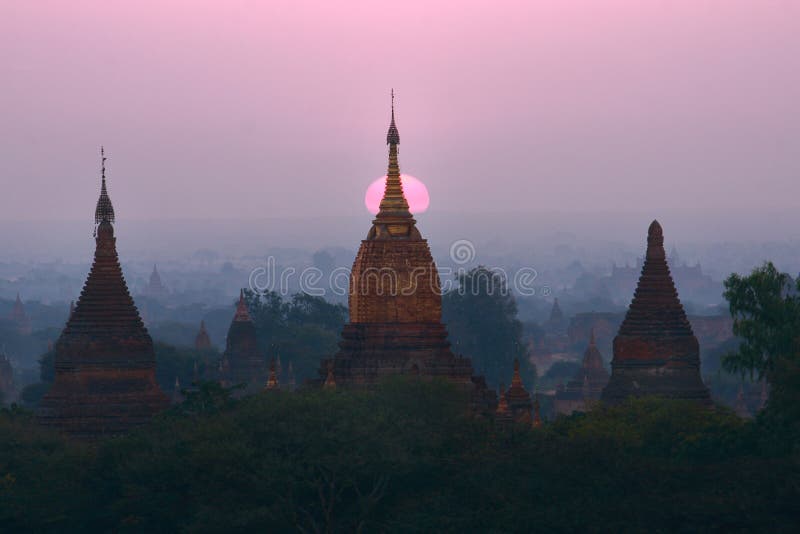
[{"x1": 1, "y1": 0, "x2": 798, "y2": 225}]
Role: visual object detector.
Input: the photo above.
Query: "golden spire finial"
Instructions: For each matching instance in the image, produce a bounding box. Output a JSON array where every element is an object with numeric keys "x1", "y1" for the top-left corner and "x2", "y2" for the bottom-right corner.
[
  {"x1": 94, "y1": 146, "x2": 115, "y2": 228},
  {"x1": 376, "y1": 90, "x2": 411, "y2": 220},
  {"x1": 511, "y1": 358, "x2": 523, "y2": 388}
]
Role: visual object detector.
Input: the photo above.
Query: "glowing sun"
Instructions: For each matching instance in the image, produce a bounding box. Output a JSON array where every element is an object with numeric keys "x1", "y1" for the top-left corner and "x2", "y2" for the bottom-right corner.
[{"x1": 365, "y1": 174, "x2": 430, "y2": 215}]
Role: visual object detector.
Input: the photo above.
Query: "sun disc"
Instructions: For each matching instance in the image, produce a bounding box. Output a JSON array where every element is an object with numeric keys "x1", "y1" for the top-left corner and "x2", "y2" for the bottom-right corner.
[{"x1": 365, "y1": 174, "x2": 430, "y2": 215}]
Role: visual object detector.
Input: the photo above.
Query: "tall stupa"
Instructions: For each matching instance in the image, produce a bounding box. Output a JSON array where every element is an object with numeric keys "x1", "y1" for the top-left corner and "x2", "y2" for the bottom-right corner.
[
  {"x1": 38, "y1": 149, "x2": 169, "y2": 439},
  {"x1": 320, "y1": 93, "x2": 486, "y2": 398}
]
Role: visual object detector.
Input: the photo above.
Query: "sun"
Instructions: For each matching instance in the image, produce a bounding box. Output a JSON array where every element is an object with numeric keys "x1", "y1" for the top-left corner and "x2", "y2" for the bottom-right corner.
[{"x1": 365, "y1": 174, "x2": 430, "y2": 215}]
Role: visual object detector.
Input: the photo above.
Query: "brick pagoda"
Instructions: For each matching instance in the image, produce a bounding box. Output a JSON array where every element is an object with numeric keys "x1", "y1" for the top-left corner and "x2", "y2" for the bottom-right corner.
[
  {"x1": 319, "y1": 94, "x2": 486, "y2": 399},
  {"x1": 601, "y1": 220, "x2": 711, "y2": 404},
  {"x1": 194, "y1": 320, "x2": 212, "y2": 350},
  {"x1": 218, "y1": 290, "x2": 266, "y2": 393},
  {"x1": 38, "y1": 149, "x2": 169, "y2": 439},
  {"x1": 554, "y1": 330, "x2": 609, "y2": 414}
]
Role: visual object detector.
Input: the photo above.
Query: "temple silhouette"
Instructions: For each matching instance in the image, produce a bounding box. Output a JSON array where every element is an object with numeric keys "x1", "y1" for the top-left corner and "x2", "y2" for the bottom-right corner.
[
  {"x1": 601, "y1": 221, "x2": 711, "y2": 404},
  {"x1": 217, "y1": 290, "x2": 266, "y2": 393},
  {"x1": 37, "y1": 149, "x2": 169, "y2": 439}
]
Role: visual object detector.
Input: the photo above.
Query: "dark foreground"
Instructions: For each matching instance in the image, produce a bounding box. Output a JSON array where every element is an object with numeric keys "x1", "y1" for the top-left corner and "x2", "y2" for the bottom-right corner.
[{"x1": 1, "y1": 380, "x2": 798, "y2": 533}]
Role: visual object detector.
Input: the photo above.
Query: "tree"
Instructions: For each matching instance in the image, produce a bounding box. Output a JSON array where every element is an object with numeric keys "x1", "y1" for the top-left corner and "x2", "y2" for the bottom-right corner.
[
  {"x1": 723, "y1": 262, "x2": 800, "y2": 382},
  {"x1": 723, "y1": 262, "x2": 800, "y2": 447},
  {"x1": 243, "y1": 290, "x2": 347, "y2": 383},
  {"x1": 442, "y1": 266, "x2": 531, "y2": 388}
]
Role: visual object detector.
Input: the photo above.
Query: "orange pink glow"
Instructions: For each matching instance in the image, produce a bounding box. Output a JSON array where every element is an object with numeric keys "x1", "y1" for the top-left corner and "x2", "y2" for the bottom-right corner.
[{"x1": 365, "y1": 175, "x2": 430, "y2": 215}]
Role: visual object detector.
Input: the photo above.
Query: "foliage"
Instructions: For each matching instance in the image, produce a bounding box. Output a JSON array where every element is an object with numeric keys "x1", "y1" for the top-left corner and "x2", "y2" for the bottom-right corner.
[
  {"x1": 154, "y1": 342, "x2": 218, "y2": 393},
  {"x1": 244, "y1": 290, "x2": 347, "y2": 383},
  {"x1": 723, "y1": 262, "x2": 800, "y2": 450},
  {"x1": 0, "y1": 383, "x2": 798, "y2": 532},
  {"x1": 723, "y1": 262, "x2": 800, "y2": 381},
  {"x1": 443, "y1": 266, "x2": 531, "y2": 388}
]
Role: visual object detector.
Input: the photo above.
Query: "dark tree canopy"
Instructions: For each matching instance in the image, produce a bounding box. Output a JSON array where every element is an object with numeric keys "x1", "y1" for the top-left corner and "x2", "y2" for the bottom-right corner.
[
  {"x1": 1, "y1": 382, "x2": 798, "y2": 532},
  {"x1": 442, "y1": 266, "x2": 532, "y2": 388},
  {"x1": 723, "y1": 262, "x2": 800, "y2": 449},
  {"x1": 723, "y1": 262, "x2": 800, "y2": 381},
  {"x1": 244, "y1": 290, "x2": 347, "y2": 383}
]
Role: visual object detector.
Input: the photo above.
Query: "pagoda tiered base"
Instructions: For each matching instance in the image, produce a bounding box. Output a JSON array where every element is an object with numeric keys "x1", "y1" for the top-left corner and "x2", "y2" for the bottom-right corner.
[{"x1": 323, "y1": 322, "x2": 476, "y2": 385}]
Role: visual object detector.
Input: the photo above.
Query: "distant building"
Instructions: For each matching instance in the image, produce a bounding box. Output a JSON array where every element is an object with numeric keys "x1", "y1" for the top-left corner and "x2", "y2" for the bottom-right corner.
[
  {"x1": 218, "y1": 290, "x2": 266, "y2": 394},
  {"x1": 601, "y1": 221, "x2": 711, "y2": 405},
  {"x1": 38, "y1": 149, "x2": 169, "y2": 439},
  {"x1": 142, "y1": 264, "x2": 169, "y2": 300},
  {"x1": 9, "y1": 293, "x2": 31, "y2": 335},
  {"x1": 554, "y1": 330, "x2": 609, "y2": 415},
  {"x1": 544, "y1": 298, "x2": 567, "y2": 335},
  {"x1": 194, "y1": 320, "x2": 212, "y2": 350},
  {"x1": 502, "y1": 358, "x2": 533, "y2": 423}
]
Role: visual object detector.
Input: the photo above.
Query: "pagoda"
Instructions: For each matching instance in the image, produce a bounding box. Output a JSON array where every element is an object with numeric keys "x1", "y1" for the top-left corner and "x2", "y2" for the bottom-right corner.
[
  {"x1": 218, "y1": 290, "x2": 265, "y2": 393},
  {"x1": 319, "y1": 93, "x2": 486, "y2": 400},
  {"x1": 554, "y1": 330, "x2": 610, "y2": 415},
  {"x1": 545, "y1": 298, "x2": 566, "y2": 335},
  {"x1": 601, "y1": 221, "x2": 711, "y2": 405},
  {"x1": 9, "y1": 293, "x2": 31, "y2": 335},
  {"x1": 142, "y1": 264, "x2": 169, "y2": 300},
  {"x1": 503, "y1": 359, "x2": 533, "y2": 422},
  {"x1": 194, "y1": 320, "x2": 212, "y2": 350},
  {"x1": 37, "y1": 148, "x2": 169, "y2": 439}
]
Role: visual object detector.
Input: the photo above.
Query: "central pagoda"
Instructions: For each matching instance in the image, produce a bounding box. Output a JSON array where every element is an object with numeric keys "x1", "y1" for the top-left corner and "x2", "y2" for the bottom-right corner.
[
  {"x1": 320, "y1": 94, "x2": 477, "y2": 388},
  {"x1": 38, "y1": 149, "x2": 169, "y2": 439}
]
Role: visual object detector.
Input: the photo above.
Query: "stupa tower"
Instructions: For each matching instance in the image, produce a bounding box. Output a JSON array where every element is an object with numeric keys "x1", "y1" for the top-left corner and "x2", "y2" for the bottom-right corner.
[
  {"x1": 9, "y1": 293, "x2": 32, "y2": 334},
  {"x1": 194, "y1": 320, "x2": 212, "y2": 350},
  {"x1": 320, "y1": 93, "x2": 479, "y2": 390},
  {"x1": 38, "y1": 148, "x2": 169, "y2": 439},
  {"x1": 601, "y1": 221, "x2": 711, "y2": 404},
  {"x1": 219, "y1": 290, "x2": 266, "y2": 393}
]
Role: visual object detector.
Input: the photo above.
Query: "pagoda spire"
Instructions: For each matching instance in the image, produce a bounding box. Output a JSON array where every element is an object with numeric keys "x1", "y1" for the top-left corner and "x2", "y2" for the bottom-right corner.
[
  {"x1": 265, "y1": 358, "x2": 279, "y2": 390},
  {"x1": 511, "y1": 358, "x2": 523, "y2": 389},
  {"x1": 94, "y1": 146, "x2": 115, "y2": 228},
  {"x1": 234, "y1": 289, "x2": 252, "y2": 322},
  {"x1": 532, "y1": 391, "x2": 542, "y2": 428},
  {"x1": 376, "y1": 89, "x2": 412, "y2": 221}
]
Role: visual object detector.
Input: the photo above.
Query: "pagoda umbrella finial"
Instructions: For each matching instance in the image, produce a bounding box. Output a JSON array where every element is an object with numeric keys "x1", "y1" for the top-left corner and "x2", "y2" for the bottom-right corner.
[
  {"x1": 94, "y1": 146, "x2": 115, "y2": 227},
  {"x1": 377, "y1": 90, "x2": 411, "y2": 219}
]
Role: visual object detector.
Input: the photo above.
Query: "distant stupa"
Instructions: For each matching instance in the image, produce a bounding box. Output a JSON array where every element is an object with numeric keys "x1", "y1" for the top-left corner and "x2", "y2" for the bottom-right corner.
[
  {"x1": 319, "y1": 93, "x2": 492, "y2": 410},
  {"x1": 37, "y1": 148, "x2": 169, "y2": 439},
  {"x1": 9, "y1": 293, "x2": 31, "y2": 335},
  {"x1": 554, "y1": 329, "x2": 609, "y2": 415},
  {"x1": 503, "y1": 359, "x2": 533, "y2": 422},
  {"x1": 601, "y1": 221, "x2": 711, "y2": 405},
  {"x1": 194, "y1": 320, "x2": 212, "y2": 350},
  {"x1": 142, "y1": 264, "x2": 169, "y2": 300},
  {"x1": 218, "y1": 290, "x2": 266, "y2": 393}
]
